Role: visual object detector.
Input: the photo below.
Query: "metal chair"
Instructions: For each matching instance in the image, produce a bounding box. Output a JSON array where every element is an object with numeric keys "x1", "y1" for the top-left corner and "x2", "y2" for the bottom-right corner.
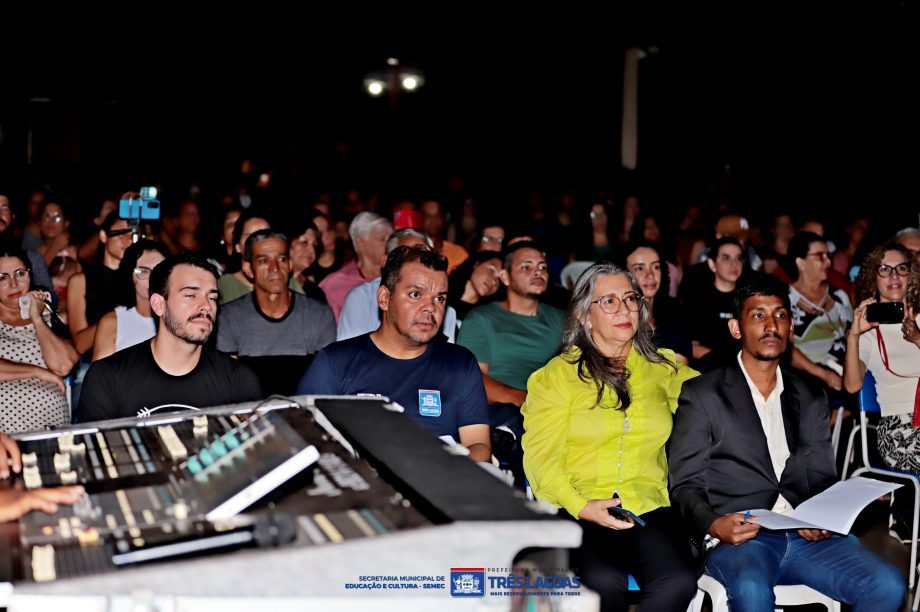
[
  {"x1": 841, "y1": 417, "x2": 862, "y2": 478},
  {"x1": 830, "y1": 404, "x2": 845, "y2": 465},
  {"x1": 914, "y1": 563, "x2": 920, "y2": 611},
  {"x1": 691, "y1": 574, "x2": 841, "y2": 611},
  {"x1": 848, "y1": 370, "x2": 920, "y2": 592}
]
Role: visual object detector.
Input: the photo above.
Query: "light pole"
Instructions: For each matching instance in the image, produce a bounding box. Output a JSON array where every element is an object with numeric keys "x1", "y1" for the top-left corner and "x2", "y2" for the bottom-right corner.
[{"x1": 363, "y1": 58, "x2": 425, "y2": 110}]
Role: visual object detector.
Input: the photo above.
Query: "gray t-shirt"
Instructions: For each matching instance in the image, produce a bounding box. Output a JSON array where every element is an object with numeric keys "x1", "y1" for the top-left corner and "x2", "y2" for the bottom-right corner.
[{"x1": 217, "y1": 292, "x2": 336, "y2": 357}]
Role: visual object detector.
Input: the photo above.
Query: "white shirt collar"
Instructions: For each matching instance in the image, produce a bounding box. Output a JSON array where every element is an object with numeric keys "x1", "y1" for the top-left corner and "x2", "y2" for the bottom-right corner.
[{"x1": 736, "y1": 351, "x2": 784, "y2": 404}]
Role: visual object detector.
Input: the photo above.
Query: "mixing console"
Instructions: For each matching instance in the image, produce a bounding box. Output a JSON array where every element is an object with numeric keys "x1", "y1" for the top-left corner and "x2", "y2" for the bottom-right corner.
[
  {"x1": 0, "y1": 397, "x2": 580, "y2": 604},
  {"x1": 1, "y1": 401, "x2": 432, "y2": 585}
]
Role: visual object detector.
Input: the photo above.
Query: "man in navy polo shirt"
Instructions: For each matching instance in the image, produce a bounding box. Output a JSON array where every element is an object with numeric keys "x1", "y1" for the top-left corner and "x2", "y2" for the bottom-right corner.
[{"x1": 296, "y1": 245, "x2": 491, "y2": 462}]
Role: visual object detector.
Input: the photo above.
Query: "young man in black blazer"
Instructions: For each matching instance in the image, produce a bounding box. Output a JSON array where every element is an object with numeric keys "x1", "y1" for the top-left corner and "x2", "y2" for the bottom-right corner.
[{"x1": 669, "y1": 275, "x2": 904, "y2": 611}]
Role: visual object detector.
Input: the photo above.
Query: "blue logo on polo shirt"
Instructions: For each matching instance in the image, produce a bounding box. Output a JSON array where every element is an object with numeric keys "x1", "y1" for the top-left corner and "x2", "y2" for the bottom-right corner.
[
  {"x1": 450, "y1": 568, "x2": 484, "y2": 597},
  {"x1": 418, "y1": 389, "x2": 442, "y2": 417}
]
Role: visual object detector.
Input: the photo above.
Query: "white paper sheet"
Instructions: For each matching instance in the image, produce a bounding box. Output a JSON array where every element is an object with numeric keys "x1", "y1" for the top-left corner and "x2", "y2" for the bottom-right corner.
[{"x1": 745, "y1": 477, "x2": 902, "y2": 534}]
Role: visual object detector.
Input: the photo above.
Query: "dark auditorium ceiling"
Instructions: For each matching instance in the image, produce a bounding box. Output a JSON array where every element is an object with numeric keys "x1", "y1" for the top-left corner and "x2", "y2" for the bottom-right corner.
[{"x1": 1, "y1": 8, "x2": 916, "y2": 221}]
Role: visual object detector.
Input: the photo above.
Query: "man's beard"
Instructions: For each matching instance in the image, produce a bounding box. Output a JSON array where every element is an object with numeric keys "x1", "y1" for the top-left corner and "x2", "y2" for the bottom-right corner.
[
  {"x1": 750, "y1": 332, "x2": 786, "y2": 361},
  {"x1": 509, "y1": 284, "x2": 544, "y2": 300},
  {"x1": 163, "y1": 309, "x2": 212, "y2": 345},
  {"x1": 395, "y1": 314, "x2": 439, "y2": 346}
]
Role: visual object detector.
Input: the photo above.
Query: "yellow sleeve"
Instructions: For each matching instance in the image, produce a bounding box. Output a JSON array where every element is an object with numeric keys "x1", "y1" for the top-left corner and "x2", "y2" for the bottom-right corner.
[
  {"x1": 521, "y1": 360, "x2": 588, "y2": 519},
  {"x1": 660, "y1": 349, "x2": 700, "y2": 414}
]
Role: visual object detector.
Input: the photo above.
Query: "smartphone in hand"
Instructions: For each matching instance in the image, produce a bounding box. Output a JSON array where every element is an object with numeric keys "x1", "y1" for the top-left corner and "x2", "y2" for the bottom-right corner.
[
  {"x1": 607, "y1": 505, "x2": 646, "y2": 526},
  {"x1": 866, "y1": 301, "x2": 905, "y2": 324},
  {"x1": 18, "y1": 295, "x2": 30, "y2": 320}
]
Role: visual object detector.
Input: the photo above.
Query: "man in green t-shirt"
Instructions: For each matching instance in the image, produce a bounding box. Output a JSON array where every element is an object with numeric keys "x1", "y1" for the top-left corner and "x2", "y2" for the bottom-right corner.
[{"x1": 458, "y1": 241, "x2": 564, "y2": 442}]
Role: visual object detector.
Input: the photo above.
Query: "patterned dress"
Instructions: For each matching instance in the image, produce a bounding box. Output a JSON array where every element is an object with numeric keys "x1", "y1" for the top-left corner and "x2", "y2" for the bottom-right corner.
[
  {"x1": 0, "y1": 320, "x2": 69, "y2": 433},
  {"x1": 789, "y1": 286, "x2": 853, "y2": 367}
]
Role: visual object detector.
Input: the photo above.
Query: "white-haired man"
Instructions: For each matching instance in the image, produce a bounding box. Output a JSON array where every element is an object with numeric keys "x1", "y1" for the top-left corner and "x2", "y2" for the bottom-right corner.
[{"x1": 319, "y1": 212, "x2": 394, "y2": 321}]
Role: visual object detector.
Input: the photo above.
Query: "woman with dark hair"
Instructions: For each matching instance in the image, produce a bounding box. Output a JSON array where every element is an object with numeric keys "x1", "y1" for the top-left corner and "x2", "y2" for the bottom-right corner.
[
  {"x1": 833, "y1": 215, "x2": 870, "y2": 278},
  {"x1": 48, "y1": 254, "x2": 82, "y2": 323},
  {"x1": 307, "y1": 211, "x2": 345, "y2": 284},
  {"x1": 289, "y1": 220, "x2": 319, "y2": 284},
  {"x1": 91, "y1": 240, "x2": 169, "y2": 362},
  {"x1": 588, "y1": 200, "x2": 616, "y2": 261},
  {"x1": 627, "y1": 212, "x2": 682, "y2": 296},
  {"x1": 625, "y1": 241, "x2": 690, "y2": 363},
  {"x1": 627, "y1": 212, "x2": 661, "y2": 244},
  {"x1": 470, "y1": 224, "x2": 505, "y2": 254},
  {"x1": 288, "y1": 219, "x2": 326, "y2": 304},
  {"x1": 36, "y1": 202, "x2": 77, "y2": 266},
  {"x1": 522, "y1": 262, "x2": 698, "y2": 611},
  {"x1": 574, "y1": 199, "x2": 618, "y2": 263},
  {"x1": 207, "y1": 206, "x2": 242, "y2": 273},
  {"x1": 0, "y1": 246, "x2": 78, "y2": 432},
  {"x1": 845, "y1": 242, "x2": 920, "y2": 478},
  {"x1": 615, "y1": 195, "x2": 641, "y2": 247},
  {"x1": 760, "y1": 212, "x2": 795, "y2": 276},
  {"x1": 446, "y1": 251, "x2": 502, "y2": 321},
  {"x1": 785, "y1": 231, "x2": 853, "y2": 391}
]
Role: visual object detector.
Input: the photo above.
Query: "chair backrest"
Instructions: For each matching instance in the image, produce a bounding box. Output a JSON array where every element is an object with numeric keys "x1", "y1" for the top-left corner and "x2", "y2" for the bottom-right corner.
[
  {"x1": 858, "y1": 370, "x2": 885, "y2": 468},
  {"x1": 559, "y1": 261, "x2": 594, "y2": 290},
  {"x1": 859, "y1": 370, "x2": 881, "y2": 414}
]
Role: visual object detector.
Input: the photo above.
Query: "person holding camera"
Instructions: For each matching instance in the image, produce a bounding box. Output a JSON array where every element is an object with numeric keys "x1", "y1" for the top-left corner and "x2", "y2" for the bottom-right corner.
[
  {"x1": 844, "y1": 242, "x2": 920, "y2": 536},
  {"x1": 66, "y1": 211, "x2": 134, "y2": 355}
]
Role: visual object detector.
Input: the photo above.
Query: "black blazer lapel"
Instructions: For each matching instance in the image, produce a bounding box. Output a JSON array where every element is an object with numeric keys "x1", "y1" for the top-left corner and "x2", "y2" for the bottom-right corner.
[
  {"x1": 780, "y1": 379, "x2": 800, "y2": 456},
  {"x1": 722, "y1": 363, "x2": 778, "y2": 484}
]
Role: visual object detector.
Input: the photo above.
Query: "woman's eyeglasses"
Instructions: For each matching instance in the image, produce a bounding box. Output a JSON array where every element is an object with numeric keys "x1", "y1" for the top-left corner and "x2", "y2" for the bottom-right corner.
[
  {"x1": 133, "y1": 266, "x2": 153, "y2": 279},
  {"x1": 877, "y1": 263, "x2": 910, "y2": 278},
  {"x1": 0, "y1": 268, "x2": 29, "y2": 285},
  {"x1": 591, "y1": 293, "x2": 642, "y2": 313}
]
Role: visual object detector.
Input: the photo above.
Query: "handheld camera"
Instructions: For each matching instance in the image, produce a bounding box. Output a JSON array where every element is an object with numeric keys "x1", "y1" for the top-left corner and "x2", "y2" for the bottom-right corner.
[{"x1": 119, "y1": 187, "x2": 161, "y2": 221}]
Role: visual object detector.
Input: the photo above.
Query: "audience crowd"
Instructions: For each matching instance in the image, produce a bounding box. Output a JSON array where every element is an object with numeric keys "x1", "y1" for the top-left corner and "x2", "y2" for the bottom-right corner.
[{"x1": 0, "y1": 180, "x2": 918, "y2": 610}]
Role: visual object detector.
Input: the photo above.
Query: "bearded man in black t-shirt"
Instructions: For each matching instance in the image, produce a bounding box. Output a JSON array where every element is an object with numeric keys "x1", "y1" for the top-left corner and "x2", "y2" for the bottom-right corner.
[{"x1": 78, "y1": 253, "x2": 262, "y2": 422}]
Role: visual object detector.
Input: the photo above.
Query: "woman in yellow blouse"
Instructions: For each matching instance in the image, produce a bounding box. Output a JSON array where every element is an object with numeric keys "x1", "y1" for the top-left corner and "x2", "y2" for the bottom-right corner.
[{"x1": 522, "y1": 261, "x2": 698, "y2": 612}]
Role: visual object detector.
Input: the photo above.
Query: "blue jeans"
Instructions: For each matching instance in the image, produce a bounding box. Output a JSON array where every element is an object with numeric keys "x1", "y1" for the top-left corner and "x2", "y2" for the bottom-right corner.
[{"x1": 705, "y1": 530, "x2": 904, "y2": 612}]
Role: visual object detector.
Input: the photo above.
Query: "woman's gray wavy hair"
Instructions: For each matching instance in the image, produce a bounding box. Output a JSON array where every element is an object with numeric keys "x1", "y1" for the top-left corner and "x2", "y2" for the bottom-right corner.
[{"x1": 562, "y1": 261, "x2": 675, "y2": 410}]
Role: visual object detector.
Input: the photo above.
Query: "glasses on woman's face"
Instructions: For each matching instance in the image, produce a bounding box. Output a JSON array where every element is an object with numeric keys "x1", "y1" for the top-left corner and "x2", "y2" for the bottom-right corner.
[
  {"x1": 591, "y1": 292, "x2": 642, "y2": 314},
  {"x1": 877, "y1": 263, "x2": 910, "y2": 278},
  {"x1": 133, "y1": 266, "x2": 153, "y2": 279},
  {"x1": 42, "y1": 213, "x2": 64, "y2": 223},
  {"x1": 0, "y1": 268, "x2": 30, "y2": 285}
]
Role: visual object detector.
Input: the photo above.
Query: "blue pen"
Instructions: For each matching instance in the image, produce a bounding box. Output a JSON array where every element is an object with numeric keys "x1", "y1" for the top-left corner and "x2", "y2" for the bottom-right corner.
[{"x1": 743, "y1": 510, "x2": 752, "y2": 524}]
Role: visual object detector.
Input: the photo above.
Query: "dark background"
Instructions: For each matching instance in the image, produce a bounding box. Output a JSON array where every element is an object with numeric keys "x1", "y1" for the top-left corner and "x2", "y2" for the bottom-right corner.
[{"x1": 1, "y1": 7, "x2": 917, "y2": 233}]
